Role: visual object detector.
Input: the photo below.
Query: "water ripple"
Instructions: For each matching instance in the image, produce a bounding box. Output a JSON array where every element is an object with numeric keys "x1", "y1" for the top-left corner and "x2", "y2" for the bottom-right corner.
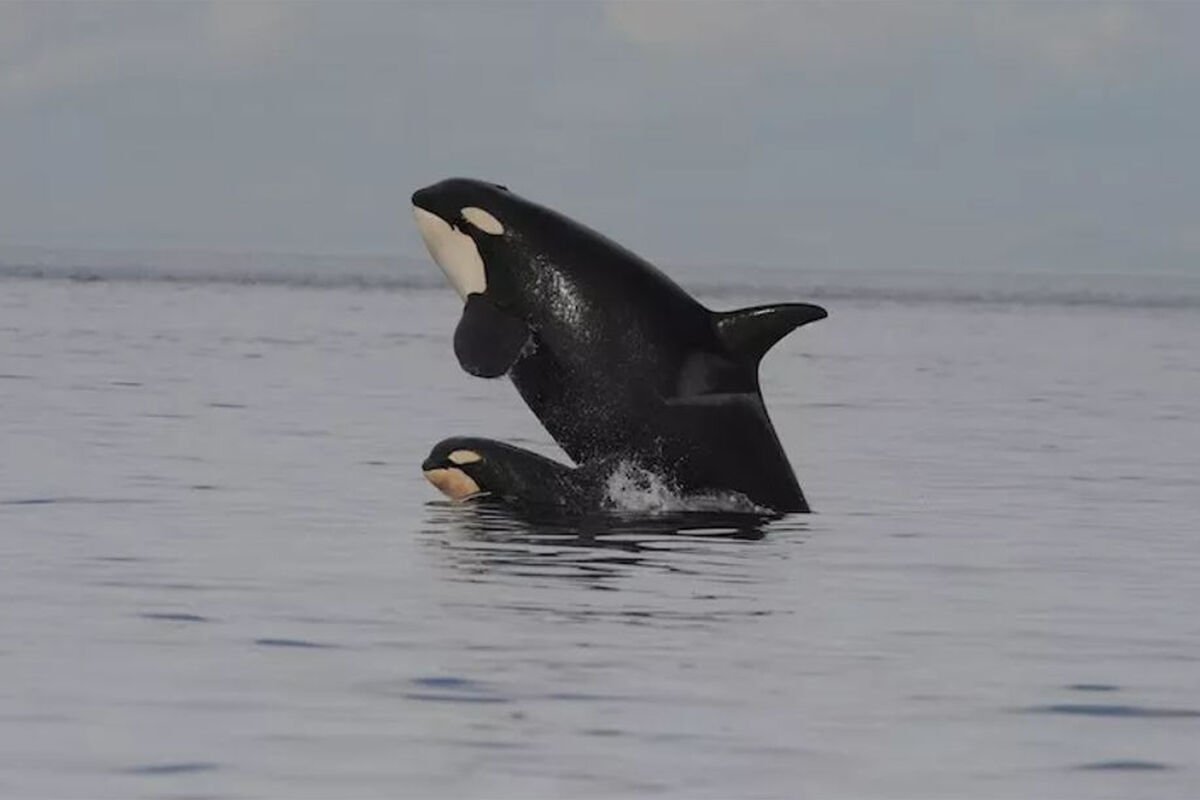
[
  {"x1": 365, "y1": 676, "x2": 512, "y2": 704},
  {"x1": 1076, "y1": 760, "x2": 1172, "y2": 771},
  {"x1": 141, "y1": 612, "x2": 211, "y2": 623},
  {"x1": 1023, "y1": 704, "x2": 1200, "y2": 719},
  {"x1": 253, "y1": 638, "x2": 339, "y2": 650},
  {"x1": 122, "y1": 762, "x2": 219, "y2": 776},
  {"x1": 1, "y1": 496, "x2": 154, "y2": 506}
]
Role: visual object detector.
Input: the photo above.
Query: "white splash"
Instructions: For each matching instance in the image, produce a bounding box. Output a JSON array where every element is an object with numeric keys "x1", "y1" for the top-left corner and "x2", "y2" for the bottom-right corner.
[{"x1": 600, "y1": 459, "x2": 768, "y2": 514}]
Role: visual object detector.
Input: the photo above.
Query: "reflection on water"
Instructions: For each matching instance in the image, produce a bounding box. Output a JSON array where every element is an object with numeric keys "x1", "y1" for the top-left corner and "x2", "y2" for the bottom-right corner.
[
  {"x1": 421, "y1": 500, "x2": 806, "y2": 581},
  {"x1": 422, "y1": 498, "x2": 800, "y2": 541},
  {"x1": 419, "y1": 502, "x2": 810, "y2": 625}
]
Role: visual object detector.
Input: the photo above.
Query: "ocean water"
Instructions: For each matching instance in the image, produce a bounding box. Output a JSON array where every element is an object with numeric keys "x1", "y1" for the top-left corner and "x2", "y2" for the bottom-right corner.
[{"x1": 2, "y1": 262, "x2": 1199, "y2": 799}]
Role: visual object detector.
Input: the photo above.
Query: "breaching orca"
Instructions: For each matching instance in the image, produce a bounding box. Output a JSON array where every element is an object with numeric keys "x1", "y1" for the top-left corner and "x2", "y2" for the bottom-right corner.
[{"x1": 412, "y1": 178, "x2": 826, "y2": 512}]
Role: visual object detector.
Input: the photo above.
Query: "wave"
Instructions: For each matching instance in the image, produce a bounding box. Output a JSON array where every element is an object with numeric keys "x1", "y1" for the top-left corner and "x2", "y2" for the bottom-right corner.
[
  {"x1": 688, "y1": 268, "x2": 1200, "y2": 310},
  {"x1": 3, "y1": 246, "x2": 1198, "y2": 309},
  {"x1": 699, "y1": 283, "x2": 1200, "y2": 310},
  {"x1": 0, "y1": 247, "x2": 441, "y2": 290}
]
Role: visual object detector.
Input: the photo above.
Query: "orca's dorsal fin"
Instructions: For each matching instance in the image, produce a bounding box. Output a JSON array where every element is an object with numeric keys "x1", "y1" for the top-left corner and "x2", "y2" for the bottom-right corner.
[{"x1": 714, "y1": 302, "x2": 827, "y2": 366}]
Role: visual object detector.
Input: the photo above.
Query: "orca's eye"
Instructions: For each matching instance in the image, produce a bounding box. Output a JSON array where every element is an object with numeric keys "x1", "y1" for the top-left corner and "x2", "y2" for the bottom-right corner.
[{"x1": 460, "y1": 207, "x2": 505, "y2": 236}]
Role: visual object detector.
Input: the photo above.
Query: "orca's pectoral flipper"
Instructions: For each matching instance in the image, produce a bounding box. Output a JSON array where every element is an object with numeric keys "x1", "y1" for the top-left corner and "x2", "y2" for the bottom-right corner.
[
  {"x1": 454, "y1": 293, "x2": 532, "y2": 378},
  {"x1": 714, "y1": 302, "x2": 827, "y2": 366}
]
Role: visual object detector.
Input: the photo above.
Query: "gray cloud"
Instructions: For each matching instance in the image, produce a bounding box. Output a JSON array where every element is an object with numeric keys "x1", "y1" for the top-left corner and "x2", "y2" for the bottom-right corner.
[{"x1": 1, "y1": 1, "x2": 1196, "y2": 272}]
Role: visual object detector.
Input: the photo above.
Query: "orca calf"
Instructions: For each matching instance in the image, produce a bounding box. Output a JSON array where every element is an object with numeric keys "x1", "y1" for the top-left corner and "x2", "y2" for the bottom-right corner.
[
  {"x1": 412, "y1": 178, "x2": 825, "y2": 512},
  {"x1": 422, "y1": 437, "x2": 608, "y2": 510}
]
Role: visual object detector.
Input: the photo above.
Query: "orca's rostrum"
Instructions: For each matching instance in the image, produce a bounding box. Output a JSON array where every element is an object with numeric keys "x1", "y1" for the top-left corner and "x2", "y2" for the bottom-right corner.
[{"x1": 412, "y1": 178, "x2": 826, "y2": 513}]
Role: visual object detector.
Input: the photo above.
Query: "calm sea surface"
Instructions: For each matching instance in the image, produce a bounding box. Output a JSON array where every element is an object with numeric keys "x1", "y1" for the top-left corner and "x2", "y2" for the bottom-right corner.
[{"x1": 2, "y1": 266, "x2": 1198, "y2": 798}]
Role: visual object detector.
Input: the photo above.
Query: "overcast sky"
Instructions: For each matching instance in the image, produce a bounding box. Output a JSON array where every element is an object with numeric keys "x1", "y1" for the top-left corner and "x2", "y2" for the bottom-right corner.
[{"x1": 1, "y1": 1, "x2": 1197, "y2": 272}]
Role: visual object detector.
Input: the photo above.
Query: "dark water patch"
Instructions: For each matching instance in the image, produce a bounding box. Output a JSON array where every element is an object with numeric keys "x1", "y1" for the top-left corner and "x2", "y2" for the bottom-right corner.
[
  {"x1": 412, "y1": 676, "x2": 475, "y2": 689},
  {"x1": 0, "y1": 373, "x2": 33, "y2": 380},
  {"x1": 1068, "y1": 683, "x2": 1121, "y2": 692},
  {"x1": 220, "y1": 334, "x2": 313, "y2": 346},
  {"x1": 4, "y1": 497, "x2": 70, "y2": 506},
  {"x1": 363, "y1": 460, "x2": 388, "y2": 466},
  {"x1": 142, "y1": 612, "x2": 211, "y2": 623},
  {"x1": 546, "y1": 691, "x2": 635, "y2": 702},
  {"x1": 404, "y1": 693, "x2": 511, "y2": 704},
  {"x1": 109, "y1": 380, "x2": 143, "y2": 387},
  {"x1": 142, "y1": 412, "x2": 191, "y2": 419},
  {"x1": 1076, "y1": 760, "x2": 1171, "y2": 771},
  {"x1": 0, "y1": 258, "x2": 441, "y2": 291},
  {"x1": 92, "y1": 555, "x2": 144, "y2": 563},
  {"x1": 253, "y1": 637, "x2": 338, "y2": 650},
  {"x1": 190, "y1": 484, "x2": 218, "y2": 491},
  {"x1": 1, "y1": 496, "x2": 153, "y2": 506},
  {"x1": 433, "y1": 738, "x2": 529, "y2": 750},
  {"x1": 95, "y1": 580, "x2": 212, "y2": 591},
  {"x1": 1023, "y1": 703, "x2": 1200, "y2": 718},
  {"x1": 907, "y1": 693, "x2": 949, "y2": 702},
  {"x1": 122, "y1": 762, "x2": 219, "y2": 776},
  {"x1": 360, "y1": 676, "x2": 512, "y2": 705},
  {"x1": 207, "y1": 402, "x2": 246, "y2": 409},
  {"x1": 406, "y1": 676, "x2": 505, "y2": 702},
  {"x1": 447, "y1": 685, "x2": 733, "y2": 708}
]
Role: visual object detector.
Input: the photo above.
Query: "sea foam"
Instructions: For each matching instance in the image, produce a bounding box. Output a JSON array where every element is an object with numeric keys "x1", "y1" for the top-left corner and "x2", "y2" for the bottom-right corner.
[{"x1": 600, "y1": 459, "x2": 768, "y2": 515}]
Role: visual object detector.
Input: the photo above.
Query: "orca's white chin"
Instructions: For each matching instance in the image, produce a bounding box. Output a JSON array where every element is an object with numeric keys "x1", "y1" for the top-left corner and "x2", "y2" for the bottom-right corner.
[
  {"x1": 412, "y1": 206, "x2": 487, "y2": 299},
  {"x1": 423, "y1": 467, "x2": 485, "y2": 502}
]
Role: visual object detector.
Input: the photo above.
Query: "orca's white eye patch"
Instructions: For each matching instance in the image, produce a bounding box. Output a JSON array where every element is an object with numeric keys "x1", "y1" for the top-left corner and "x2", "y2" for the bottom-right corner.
[
  {"x1": 461, "y1": 207, "x2": 505, "y2": 236},
  {"x1": 448, "y1": 449, "x2": 483, "y2": 465}
]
